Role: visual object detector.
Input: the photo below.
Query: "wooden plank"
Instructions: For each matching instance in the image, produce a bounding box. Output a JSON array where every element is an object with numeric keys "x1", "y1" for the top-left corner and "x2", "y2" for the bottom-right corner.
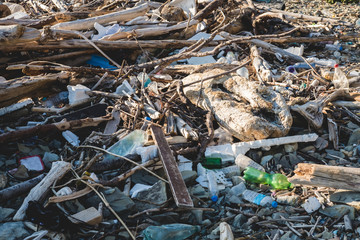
[{"x1": 150, "y1": 125, "x2": 193, "y2": 208}]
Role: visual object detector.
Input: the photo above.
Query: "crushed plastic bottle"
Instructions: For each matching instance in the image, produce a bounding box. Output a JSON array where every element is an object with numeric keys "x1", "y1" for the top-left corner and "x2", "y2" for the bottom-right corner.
[
  {"x1": 238, "y1": 182, "x2": 277, "y2": 208},
  {"x1": 207, "y1": 171, "x2": 219, "y2": 202},
  {"x1": 333, "y1": 64, "x2": 349, "y2": 89},
  {"x1": 103, "y1": 117, "x2": 151, "y2": 161},
  {"x1": 243, "y1": 167, "x2": 293, "y2": 190},
  {"x1": 143, "y1": 224, "x2": 200, "y2": 240}
]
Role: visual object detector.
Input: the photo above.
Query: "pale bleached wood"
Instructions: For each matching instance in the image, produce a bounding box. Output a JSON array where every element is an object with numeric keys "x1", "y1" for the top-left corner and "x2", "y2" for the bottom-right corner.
[
  {"x1": 103, "y1": 19, "x2": 198, "y2": 40},
  {"x1": 51, "y1": 3, "x2": 150, "y2": 31},
  {"x1": 13, "y1": 161, "x2": 71, "y2": 221},
  {"x1": 0, "y1": 24, "x2": 24, "y2": 41},
  {"x1": 289, "y1": 163, "x2": 360, "y2": 191}
]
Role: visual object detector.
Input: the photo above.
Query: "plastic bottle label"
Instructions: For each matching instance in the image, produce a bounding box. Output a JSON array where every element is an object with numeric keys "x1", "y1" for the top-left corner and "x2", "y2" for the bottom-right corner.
[{"x1": 253, "y1": 194, "x2": 265, "y2": 205}]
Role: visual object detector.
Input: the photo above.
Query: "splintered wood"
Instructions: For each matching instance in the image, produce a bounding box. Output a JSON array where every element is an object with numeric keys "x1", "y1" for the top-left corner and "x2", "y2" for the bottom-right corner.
[
  {"x1": 289, "y1": 163, "x2": 360, "y2": 191},
  {"x1": 150, "y1": 125, "x2": 193, "y2": 208}
]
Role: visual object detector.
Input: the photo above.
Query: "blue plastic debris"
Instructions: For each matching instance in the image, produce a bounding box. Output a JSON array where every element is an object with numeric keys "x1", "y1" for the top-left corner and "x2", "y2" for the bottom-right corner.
[{"x1": 87, "y1": 55, "x2": 117, "y2": 70}]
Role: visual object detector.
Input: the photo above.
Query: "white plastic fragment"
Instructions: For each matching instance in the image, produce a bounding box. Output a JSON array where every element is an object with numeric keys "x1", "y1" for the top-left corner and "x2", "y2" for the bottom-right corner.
[
  {"x1": 144, "y1": 104, "x2": 161, "y2": 119},
  {"x1": 174, "y1": 115, "x2": 198, "y2": 141},
  {"x1": 93, "y1": 22, "x2": 122, "y2": 40},
  {"x1": 56, "y1": 187, "x2": 73, "y2": 196},
  {"x1": 302, "y1": 196, "x2": 321, "y2": 213},
  {"x1": 206, "y1": 133, "x2": 318, "y2": 161},
  {"x1": 115, "y1": 80, "x2": 135, "y2": 96},
  {"x1": 67, "y1": 84, "x2": 90, "y2": 105},
  {"x1": 285, "y1": 45, "x2": 304, "y2": 56},
  {"x1": 136, "y1": 145, "x2": 158, "y2": 163},
  {"x1": 19, "y1": 155, "x2": 44, "y2": 172},
  {"x1": 62, "y1": 130, "x2": 80, "y2": 147}
]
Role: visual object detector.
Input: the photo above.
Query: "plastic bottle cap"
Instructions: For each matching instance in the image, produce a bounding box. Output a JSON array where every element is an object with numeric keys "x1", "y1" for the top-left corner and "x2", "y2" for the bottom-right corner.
[
  {"x1": 271, "y1": 201, "x2": 278, "y2": 208},
  {"x1": 334, "y1": 64, "x2": 339, "y2": 68},
  {"x1": 145, "y1": 117, "x2": 151, "y2": 121},
  {"x1": 211, "y1": 195, "x2": 218, "y2": 202}
]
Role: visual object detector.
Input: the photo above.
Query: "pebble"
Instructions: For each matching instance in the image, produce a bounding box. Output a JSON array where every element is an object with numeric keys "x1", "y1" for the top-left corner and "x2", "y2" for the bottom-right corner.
[
  {"x1": 0, "y1": 172, "x2": 7, "y2": 189},
  {"x1": 181, "y1": 170, "x2": 197, "y2": 184},
  {"x1": 232, "y1": 214, "x2": 247, "y2": 229},
  {"x1": 348, "y1": 128, "x2": 360, "y2": 145},
  {"x1": 319, "y1": 205, "x2": 355, "y2": 220},
  {"x1": 261, "y1": 155, "x2": 273, "y2": 166},
  {"x1": 0, "y1": 207, "x2": 15, "y2": 222},
  {"x1": 325, "y1": 149, "x2": 345, "y2": 160},
  {"x1": 0, "y1": 222, "x2": 31, "y2": 240},
  {"x1": 284, "y1": 143, "x2": 298, "y2": 153},
  {"x1": 42, "y1": 152, "x2": 60, "y2": 169}
]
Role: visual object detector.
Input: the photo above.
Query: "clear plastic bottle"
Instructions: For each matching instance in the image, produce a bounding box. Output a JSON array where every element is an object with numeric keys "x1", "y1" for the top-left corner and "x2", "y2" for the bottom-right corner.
[
  {"x1": 143, "y1": 224, "x2": 200, "y2": 240},
  {"x1": 238, "y1": 182, "x2": 277, "y2": 208},
  {"x1": 103, "y1": 117, "x2": 151, "y2": 161},
  {"x1": 207, "y1": 171, "x2": 218, "y2": 202},
  {"x1": 333, "y1": 64, "x2": 349, "y2": 89}
]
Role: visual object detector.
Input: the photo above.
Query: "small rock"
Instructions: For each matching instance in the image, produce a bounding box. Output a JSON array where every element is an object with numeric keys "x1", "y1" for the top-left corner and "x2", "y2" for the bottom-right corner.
[
  {"x1": 356, "y1": 18, "x2": 360, "y2": 27},
  {"x1": 280, "y1": 231, "x2": 301, "y2": 240},
  {"x1": 257, "y1": 208, "x2": 272, "y2": 217},
  {"x1": 134, "y1": 180, "x2": 167, "y2": 205},
  {"x1": 233, "y1": 214, "x2": 247, "y2": 228},
  {"x1": 272, "y1": 212, "x2": 289, "y2": 224},
  {"x1": 347, "y1": 122, "x2": 359, "y2": 129},
  {"x1": 227, "y1": 195, "x2": 243, "y2": 205},
  {"x1": 42, "y1": 152, "x2": 60, "y2": 169},
  {"x1": 191, "y1": 209, "x2": 203, "y2": 224},
  {"x1": 181, "y1": 170, "x2": 197, "y2": 184},
  {"x1": 325, "y1": 149, "x2": 345, "y2": 160},
  {"x1": 86, "y1": 187, "x2": 134, "y2": 216},
  {"x1": 0, "y1": 222, "x2": 31, "y2": 240},
  {"x1": 300, "y1": 145, "x2": 315, "y2": 153},
  {"x1": 288, "y1": 153, "x2": 302, "y2": 166},
  {"x1": 261, "y1": 155, "x2": 273, "y2": 166},
  {"x1": 321, "y1": 230, "x2": 333, "y2": 239},
  {"x1": 348, "y1": 128, "x2": 360, "y2": 145},
  {"x1": 0, "y1": 207, "x2": 15, "y2": 221},
  {"x1": 202, "y1": 219, "x2": 212, "y2": 226},
  {"x1": 190, "y1": 185, "x2": 208, "y2": 199},
  {"x1": 319, "y1": 205, "x2": 355, "y2": 220},
  {"x1": 284, "y1": 143, "x2": 298, "y2": 153},
  {"x1": 302, "y1": 196, "x2": 321, "y2": 213},
  {"x1": 231, "y1": 176, "x2": 245, "y2": 186}
]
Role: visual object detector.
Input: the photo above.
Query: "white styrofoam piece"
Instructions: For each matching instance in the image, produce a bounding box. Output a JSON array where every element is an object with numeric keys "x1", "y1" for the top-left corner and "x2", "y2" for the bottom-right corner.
[
  {"x1": 67, "y1": 84, "x2": 90, "y2": 105},
  {"x1": 302, "y1": 196, "x2": 321, "y2": 213},
  {"x1": 136, "y1": 145, "x2": 158, "y2": 163}
]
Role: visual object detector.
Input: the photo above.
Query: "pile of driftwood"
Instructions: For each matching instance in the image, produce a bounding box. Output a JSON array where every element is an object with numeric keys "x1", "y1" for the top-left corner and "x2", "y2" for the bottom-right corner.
[{"x1": 1, "y1": 0, "x2": 360, "y2": 239}]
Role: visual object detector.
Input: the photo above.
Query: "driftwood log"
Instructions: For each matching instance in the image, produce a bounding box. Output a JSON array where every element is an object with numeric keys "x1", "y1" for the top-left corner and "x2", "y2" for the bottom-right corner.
[
  {"x1": 289, "y1": 163, "x2": 360, "y2": 191},
  {"x1": 13, "y1": 161, "x2": 71, "y2": 221}
]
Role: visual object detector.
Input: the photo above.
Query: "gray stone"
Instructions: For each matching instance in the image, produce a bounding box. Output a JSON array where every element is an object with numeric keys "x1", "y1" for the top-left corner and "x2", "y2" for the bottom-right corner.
[
  {"x1": 0, "y1": 207, "x2": 15, "y2": 221},
  {"x1": 86, "y1": 187, "x2": 134, "y2": 215},
  {"x1": 132, "y1": 170, "x2": 159, "y2": 185},
  {"x1": 280, "y1": 231, "x2": 301, "y2": 240},
  {"x1": 348, "y1": 128, "x2": 360, "y2": 146},
  {"x1": 190, "y1": 185, "x2": 208, "y2": 199},
  {"x1": 42, "y1": 152, "x2": 60, "y2": 169},
  {"x1": 272, "y1": 212, "x2": 289, "y2": 224},
  {"x1": 261, "y1": 155, "x2": 273, "y2": 166},
  {"x1": 5, "y1": 159, "x2": 16, "y2": 166},
  {"x1": 319, "y1": 205, "x2": 355, "y2": 220},
  {"x1": 257, "y1": 208, "x2": 272, "y2": 217},
  {"x1": 0, "y1": 222, "x2": 31, "y2": 240},
  {"x1": 232, "y1": 214, "x2": 247, "y2": 229},
  {"x1": 134, "y1": 180, "x2": 167, "y2": 205},
  {"x1": 227, "y1": 195, "x2": 243, "y2": 205},
  {"x1": 181, "y1": 170, "x2": 197, "y2": 184},
  {"x1": 284, "y1": 143, "x2": 298, "y2": 153},
  {"x1": 347, "y1": 122, "x2": 359, "y2": 129},
  {"x1": 202, "y1": 219, "x2": 212, "y2": 226},
  {"x1": 321, "y1": 231, "x2": 333, "y2": 239},
  {"x1": 325, "y1": 149, "x2": 345, "y2": 160},
  {"x1": 231, "y1": 176, "x2": 245, "y2": 186},
  {"x1": 288, "y1": 153, "x2": 302, "y2": 166},
  {"x1": 191, "y1": 209, "x2": 203, "y2": 224}
]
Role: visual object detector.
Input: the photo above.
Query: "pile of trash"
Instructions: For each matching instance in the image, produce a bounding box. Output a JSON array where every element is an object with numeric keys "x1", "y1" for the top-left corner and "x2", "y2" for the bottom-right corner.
[{"x1": 1, "y1": 0, "x2": 360, "y2": 239}]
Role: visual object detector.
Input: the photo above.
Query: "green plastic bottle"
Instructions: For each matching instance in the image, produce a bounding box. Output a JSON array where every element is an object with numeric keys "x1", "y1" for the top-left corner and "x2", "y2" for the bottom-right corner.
[{"x1": 243, "y1": 167, "x2": 293, "y2": 190}]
